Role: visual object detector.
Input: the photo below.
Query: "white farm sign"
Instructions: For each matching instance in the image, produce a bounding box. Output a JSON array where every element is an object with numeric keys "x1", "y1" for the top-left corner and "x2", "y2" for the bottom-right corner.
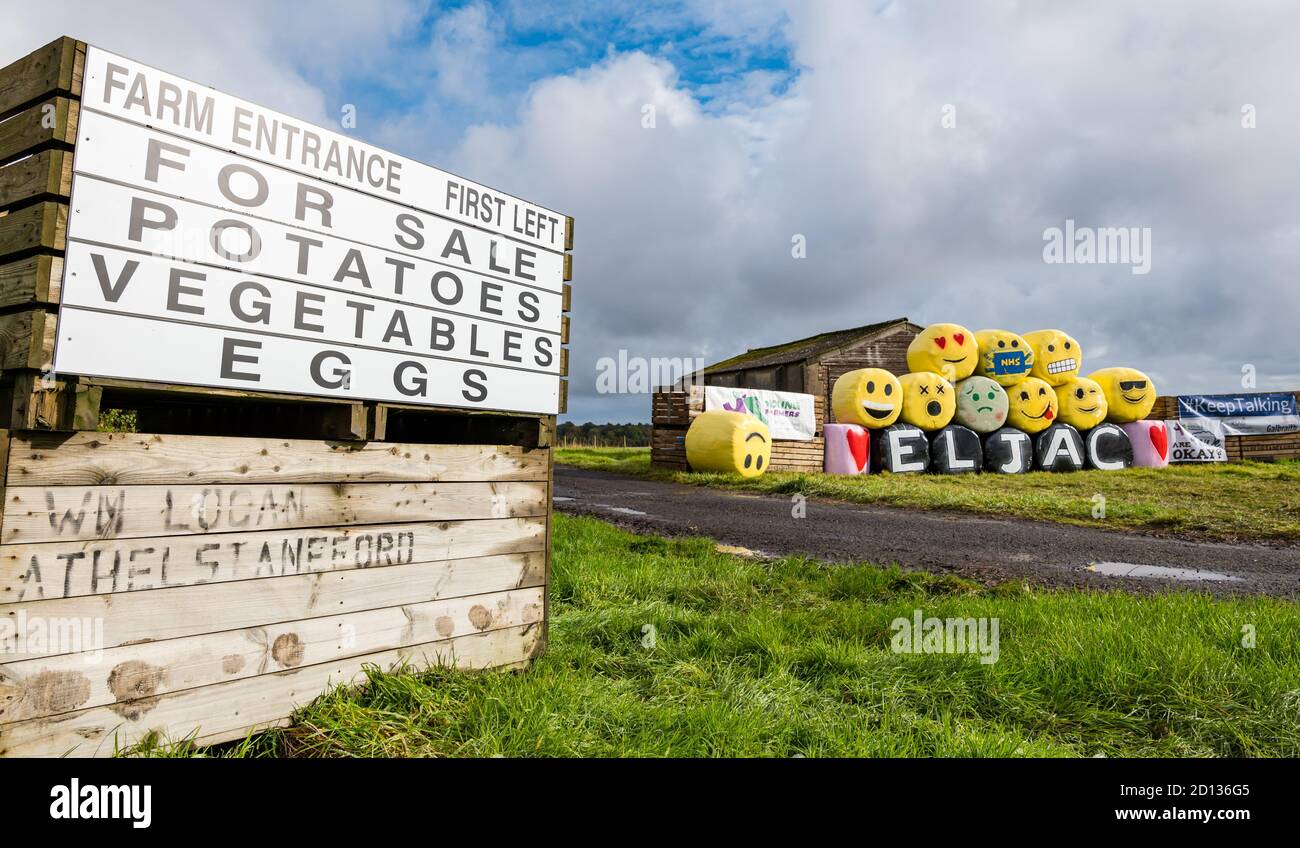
[{"x1": 54, "y1": 47, "x2": 570, "y2": 414}]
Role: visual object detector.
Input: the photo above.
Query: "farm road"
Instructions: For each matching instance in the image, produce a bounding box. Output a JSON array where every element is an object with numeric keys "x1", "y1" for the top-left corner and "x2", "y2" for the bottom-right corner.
[{"x1": 554, "y1": 467, "x2": 1300, "y2": 598}]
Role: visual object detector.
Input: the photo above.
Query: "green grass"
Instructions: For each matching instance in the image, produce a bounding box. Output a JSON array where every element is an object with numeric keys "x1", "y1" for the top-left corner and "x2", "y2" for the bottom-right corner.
[
  {"x1": 136, "y1": 514, "x2": 1300, "y2": 758},
  {"x1": 556, "y1": 447, "x2": 1300, "y2": 542}
]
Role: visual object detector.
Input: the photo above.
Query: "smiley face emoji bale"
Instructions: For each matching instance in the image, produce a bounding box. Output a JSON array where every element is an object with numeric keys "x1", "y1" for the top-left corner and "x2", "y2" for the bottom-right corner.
[
  {"x1": 1088, "y1": 367, "x2": 1156, "y2": 423},
  {"x1": 831, "y1": 368, "x2": 902, "y2": 428},
  {"x1": 955, "y1": 376, "x2": 1009, "y2": 434},
  {"x1": 685, "y1": 411, "x2": 771, "y2": 477},
  {"x1": 1054, "y1": 376, "x2": 1108, "y2": 431},
  {"x1": 1023, "y1": 329, "x2": 1082, "y2": 386},
  {"x1": 974, "y1": 329, "x2": 1035, "y2": 386},
  {"x1": 898, "y1": 371, "x2": 956, "y2": 431},
  {"x1": 907, "y1": 323, "x2": 978, "y2": 381},
  {"x1": 1006, "y1": 376, "x2": 1058, "y2": 434}
]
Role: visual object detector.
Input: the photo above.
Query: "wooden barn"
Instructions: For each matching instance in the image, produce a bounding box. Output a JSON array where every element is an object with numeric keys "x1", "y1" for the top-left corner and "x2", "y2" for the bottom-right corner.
[{"x1": 699, "y1": 318, "x2": 921, "y2": 422}]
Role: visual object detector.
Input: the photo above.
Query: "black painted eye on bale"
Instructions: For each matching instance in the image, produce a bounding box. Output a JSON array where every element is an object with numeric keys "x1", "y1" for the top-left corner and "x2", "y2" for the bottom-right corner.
[
  {"x1": 1048, "y1": 344, "x2": 1055, "y2": 352},
  {"x1": 756, "y1": 455, "x2": 764, "y2": 470},
  {"x1": 1020, "y1": 391, "x2": 1029, "y2": 400},
  {"x1": 1076, "y1": 388, "x2": 1085, "y2": 399},
  {"x1": 744, "y1": 454, "x2": 753, "y2": 469},
  {"x1": 1011, "y1": 340, "x2": 1019, "y2": 347},
  {"x1": 884, "y1": 384, "x2": 893, "y2": 395},
  {"x1": 866, "y1": 381, "x2": 875, "y2": 393},
  {"x1": 1039, "y1": 387, "x2": 1047, "y2": 396},
  {"x1": 1064, "y1": 341, "x2": 1072, "y2": 349},
  {"x1": 998, "y1": 340, "x2": 1006, "y2": 348}
]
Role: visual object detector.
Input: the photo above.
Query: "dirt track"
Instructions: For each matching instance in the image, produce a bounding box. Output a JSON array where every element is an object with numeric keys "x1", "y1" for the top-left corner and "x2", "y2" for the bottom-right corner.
[{"x1": 554, "y1": 467, "x2": 1300, "y2": 598}]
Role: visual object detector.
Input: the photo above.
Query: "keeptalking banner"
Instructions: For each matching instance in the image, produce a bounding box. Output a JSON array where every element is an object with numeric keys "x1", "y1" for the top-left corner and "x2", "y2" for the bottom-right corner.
[{"x1": 1176, "y1": 393, "x2": 1300, "y2": 436}]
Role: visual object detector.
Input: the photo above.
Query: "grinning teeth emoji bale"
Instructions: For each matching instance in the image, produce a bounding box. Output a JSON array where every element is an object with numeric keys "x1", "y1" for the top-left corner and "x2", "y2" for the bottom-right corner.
[
  {"x1": 955, "y1": 376, "x2": 1009, "y2": 434},
  {"x1": 1084, "y1": 422, "x2": 1133, "y2": 470},
  {"x1": 1054, "y1": 376, "x2": 1108, "y2": 431},
  {"x1": 983, "y1": 427, "x2": 1033, "y2": 474},
  {"x1": 1005, "y1": 376, "x2": 1059, "y2": 434},
  {"x1": 907, "y1": 323, "x2": 979, "y2": 382},
  {"x1": 1088, "y1": 367, "x2": 1157, "y2": 423},
  {"x1": 685, "y1": 410, "x2": 771, "y2": 477},
  {"x1": 974, "y1": 329, "x2": 1035, "y2": 386},
  {"x1": 1023, "y1": 329, "x2": 1082, "y2": 386},
  {"x1": 898, "y1": 372, "x2": 956, "y2": 431},
  {"x1": 824, "y1": 423, "x2": 871, "y2": 474},
  {"x1": 831, "y1": 368, "x2": 902, "y2": 428},
  {"x1": 1122, "y1": 420, "x2": 1169, "y2": 468}
]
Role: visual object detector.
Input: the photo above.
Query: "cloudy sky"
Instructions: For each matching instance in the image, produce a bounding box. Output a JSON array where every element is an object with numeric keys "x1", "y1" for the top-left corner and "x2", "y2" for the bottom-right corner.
[{"x1": 5, "y1": 0, "x2": 1297, "y2": 422}]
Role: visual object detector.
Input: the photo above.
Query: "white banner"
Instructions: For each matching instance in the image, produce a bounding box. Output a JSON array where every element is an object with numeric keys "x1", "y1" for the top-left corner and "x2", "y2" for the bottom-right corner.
[
  {"x1": 1167, "y1": 419, "x2": 1227, "y2": 463},
  {"x1": 55, "y1": 47, "x2": 569, "y2": 415},
  {"x1": 81, "y1": 46, "x2": 568, "y2": 252},
  {"x1": 704, "y1": 386, "x2": 817, "y2": 441}
]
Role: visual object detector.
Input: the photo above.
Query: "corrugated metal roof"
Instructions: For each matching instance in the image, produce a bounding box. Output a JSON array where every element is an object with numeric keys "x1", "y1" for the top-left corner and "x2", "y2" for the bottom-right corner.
[{"x1": 704, "y1": 317, "x2": 914, "y2": 373}]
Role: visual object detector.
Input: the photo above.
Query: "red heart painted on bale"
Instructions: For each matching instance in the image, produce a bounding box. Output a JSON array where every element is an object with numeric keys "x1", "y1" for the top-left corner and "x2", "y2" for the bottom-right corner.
[
  {"x1": 934, "y1": 336, "x2": 947, "y2": 349},
  {"x1": 953, "y1": 332, "x2": 965, "y2": 346},
  {"x1": 846, "y1": 428, "x2": 869, "y2": 471},
  {"x1": 1150, "y1": 423, "x2": 1168, "y2": 460}
]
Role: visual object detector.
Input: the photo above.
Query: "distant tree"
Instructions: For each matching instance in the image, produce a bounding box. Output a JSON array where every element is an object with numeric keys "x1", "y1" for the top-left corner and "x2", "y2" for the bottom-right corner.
[{"x1": 556, "y1": 422, "x2": 651, "y2": 447}]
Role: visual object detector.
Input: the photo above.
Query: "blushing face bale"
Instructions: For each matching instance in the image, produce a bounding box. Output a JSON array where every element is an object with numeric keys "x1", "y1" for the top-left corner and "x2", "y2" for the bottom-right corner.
[
  {"x1": 1023, "y1": 329, "x2": 1082, "y2": 386},
  {"x1": 684, "y1": 410, "x2": 771, "y2": 478},
  {"x1": 898, "y1": 371, "x2": 956, "y2": 431},
  {"x1": 907, "y1": 323, "x2": 979, "y2": 382},
  {"x1": 954, "y1": 376, "x2": 1009, "y2": 434},
  {"x1": 831, "y1": 368, "x2": 902, "y2": 428},
  {"x1": 974, "y1": 329, "x2": 1035, "y2": 386},
  {"x1": 1089, "y1": 367, "x2": 1157, "y2": 423},
  {"x1": 1006, "y1": 376, "x2": 1059, "y2": 434},
  {"x1": 1054, "y1": 376, "x2": 1108, "y2": 431}
]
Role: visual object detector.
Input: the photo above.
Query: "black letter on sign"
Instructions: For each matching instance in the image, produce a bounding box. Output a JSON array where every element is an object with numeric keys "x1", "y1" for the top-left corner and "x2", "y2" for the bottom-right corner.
[
  {"x1": 220, "y1": 338, "x2": 262, "y2": 381},
  {"x1": 90, "y1": 253, "x2": 139, "y2": 302},
  {"x1": 461, "y1": 369, "x2": 488, "y2": 403},
  {"x1": 983, "y1": 427, "x2": 1032, "y2": 474},
  {"x1": 394, "y1": 361, "x2": 427, "y2": 397},
  {"x1": 1085, "y1": 423, "x2": 1133, "y2": 471},
  {"x1": 310, "y1": 350, "x2": 351, "y2": 390},
  {"x1": 211, "y1": 219, "x2": 262, "y2": 262}
]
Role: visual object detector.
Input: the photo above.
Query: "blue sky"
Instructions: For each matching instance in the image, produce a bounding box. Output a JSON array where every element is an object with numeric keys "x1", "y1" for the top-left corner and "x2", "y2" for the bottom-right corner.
[{"x1": 6, "y1": 1, "x2": 1300, "y2": 425}]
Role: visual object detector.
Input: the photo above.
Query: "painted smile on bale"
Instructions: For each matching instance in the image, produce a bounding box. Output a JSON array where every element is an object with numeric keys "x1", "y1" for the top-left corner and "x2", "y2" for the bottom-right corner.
[
  {"x1": 1120, "y1": 380, "x2": 1148, "y2": 403},
  {"x1": 861, "y1": 400, "x2": 896, "y2": 420}
]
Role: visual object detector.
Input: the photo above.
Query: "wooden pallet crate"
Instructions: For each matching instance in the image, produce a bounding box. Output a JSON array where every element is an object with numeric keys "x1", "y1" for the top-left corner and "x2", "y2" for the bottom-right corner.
[{"x1": 0, "y1": 37, "x2": 574, "y2": 756}]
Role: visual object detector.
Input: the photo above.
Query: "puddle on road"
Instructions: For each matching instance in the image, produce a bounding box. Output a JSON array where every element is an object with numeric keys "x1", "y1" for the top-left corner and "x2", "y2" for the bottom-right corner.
[
  {"x1": 598, "y1": 505, "x2": 650, "y2": 516},
  {"x1": 553, "y1": 496, "x2": 575, "y2": 502},
  {"x1": 1086, "y1": 561, "x2": 1243, "y2": 583}
]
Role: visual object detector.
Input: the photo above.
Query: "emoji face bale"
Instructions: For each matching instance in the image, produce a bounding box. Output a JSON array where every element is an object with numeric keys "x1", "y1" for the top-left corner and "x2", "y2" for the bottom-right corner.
[
  {"x1": 955, "y1": 376, "x2": 1009, "y2": 434},
  {"x1": 898, "y1": 371, "x2": 956, "y2": 431},
  {"x1": 824, "y1": 423, "x2": 871, "y2": 475},
  {"x1": 1054, "y1": 376, "x2": 1108, "y2": 431},
  {"x1": 1006, "y1": 376, "x2": 1058, "y2": 434},
  {"x1": 975, "y1": 329, "x2": 1035, "y2": 386},
  {"x1": 1023, "y1": 329, "x2": 1082, "y2": 386},
  {"x1": 684, "y1": 411, "x2": 771, "y2": 477},
  {"x1": 906, "y1": 323, "x2": 978, "y2": 381},
  {"x1": 1088, "y1": 367, "x2": 1157, "y2": 423},
  {"x1": 831, "y1": 368, "x2": 902, "y2": 428}
]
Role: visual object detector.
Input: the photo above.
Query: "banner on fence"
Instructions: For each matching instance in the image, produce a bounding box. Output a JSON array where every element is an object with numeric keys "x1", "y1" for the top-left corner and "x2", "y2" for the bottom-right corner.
[
  {"x1": 1176, "y1": 393, "x2": 1300, "y2": 436},
  {"x1": 1167, "y1": 419, "x2": 1227, "y2": 463},
  {"x1": 704, "y1": 386, "x2": 817, "y2": 441}
]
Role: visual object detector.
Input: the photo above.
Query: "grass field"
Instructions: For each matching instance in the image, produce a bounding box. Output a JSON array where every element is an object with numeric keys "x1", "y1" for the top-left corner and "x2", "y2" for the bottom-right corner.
[
  {"x1": 555, "y1": 447, "x2": 1300, "y2": 543},
  {"x1": 141, "y1": 513, "x2": 1300, "y2": 758}
]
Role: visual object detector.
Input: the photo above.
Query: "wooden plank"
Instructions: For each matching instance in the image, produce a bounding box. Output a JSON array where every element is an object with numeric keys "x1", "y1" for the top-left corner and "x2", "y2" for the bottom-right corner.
[
  {"x1": 561, "y1": 315, "x2": 570, "y2": 344},
  {"x1": 0, "y1": 623, "x2": 541, "y2": 757},
  {"x1": 558, "y1": 379, "x2": 568, "y2": 415},
  {"x1": 1, "y1": 515, "x2": 546, "y2": 602},
  {"x1": 563, "y1": 252, "x2": 573, "y2": 281},
  {"x1": 0, "y1": 149, "x2": 71, "y2": 209},
  {"x1": 0, "y1": 309, "x2": 54, "y2": 370},
  {"x1": 0, "y1": 38, "x2": 80, "y2": 120},
  {"x1": 0, "y1": 586, "x2": 545, "y2": 723},
  {"x1": 1, "y1": 480, "x2": 549, "y2": 544},
  {"x1": 564, "y1": 215, "x2": 575, "y2": 251},
  {"x1": 0, "y1": 254, "x2": 62, "y2": 308},
  {"x1": 560, "y1": 347, "x2": 569, "y2": 377},
  {"x1": 0, "y1": 201, "x2": 66, "y2": 259},
  {"x1": 8, "y1": 431, "x2": 550, "y2": 486},
  {"x1": 562, "y1": 282, "x2": 572, "y2": 312},
  {"x1": 0, "y1": 97, "x2": 78, "y2": 165},
  {"x1": 2, "y1": 550, "x2": 545, "y2": 660}
]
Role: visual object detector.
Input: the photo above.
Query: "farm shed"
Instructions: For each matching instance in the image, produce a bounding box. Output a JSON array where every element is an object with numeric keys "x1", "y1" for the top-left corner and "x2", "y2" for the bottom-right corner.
[{"x1": 699, "y1": 318, "x2": 921, "y2": 421}]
